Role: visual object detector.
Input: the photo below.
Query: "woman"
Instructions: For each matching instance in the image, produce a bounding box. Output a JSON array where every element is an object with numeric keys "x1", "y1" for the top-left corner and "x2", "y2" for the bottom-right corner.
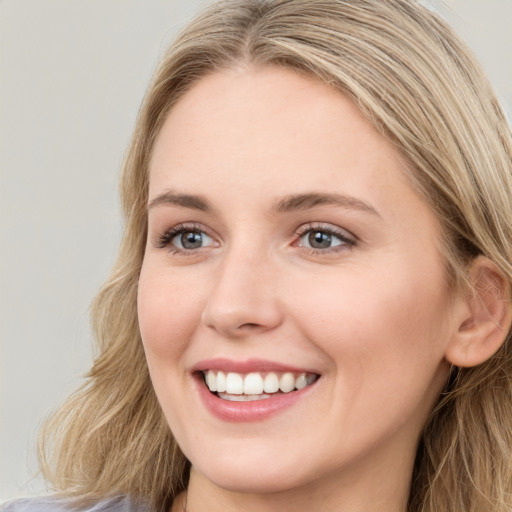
[{"x1": 4, "y1": 0, "x2": 512, "y2": 511}]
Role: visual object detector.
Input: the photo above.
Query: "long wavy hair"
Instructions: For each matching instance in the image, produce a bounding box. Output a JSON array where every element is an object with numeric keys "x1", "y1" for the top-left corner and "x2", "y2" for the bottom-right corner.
[{"x1": 39, "y1": 1, "x2": 512, "y2": 511}]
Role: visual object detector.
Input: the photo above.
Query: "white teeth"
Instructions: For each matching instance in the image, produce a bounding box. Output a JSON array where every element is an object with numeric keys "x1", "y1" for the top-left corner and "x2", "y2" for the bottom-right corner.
[
  {"x1": 204, "y1": 370, "x2": 318, "y2": 396},
  {"x1": 206, "y1": 370, "x2": 217, "y2": 392},
  {"x1": 263, "y1": 372, "x2": 280, "y2": 393},
  {"x1": 295, "y1": 373, "x2": 308, "y2": 390},
  {"x1": 244, "y1": 373, "x2": 264, "y2": 395},
  {"x1": 216, "y1": 371, "x2": 226, "y2": 392},
  {"x1": 218, "y1": 392, "x2": 272, "y2": 402},
  {"x1": 279, "y1": 372, "x2": 295, "y2": 393},
  {"x1": 225, "y1": 372, "x2": 244, "y2": 394}
]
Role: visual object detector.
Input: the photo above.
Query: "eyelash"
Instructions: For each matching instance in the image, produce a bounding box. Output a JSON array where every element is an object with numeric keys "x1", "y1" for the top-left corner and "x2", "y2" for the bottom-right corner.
[
  {"x1": 293, "y1": 223, "x2": 355, "y2": 254},
  {"x1": 154, "y1": 222, "x2": 356, "y2": 255},
  {"x1": 155, "y1": 223, "x2": 212, "y2": 253}
]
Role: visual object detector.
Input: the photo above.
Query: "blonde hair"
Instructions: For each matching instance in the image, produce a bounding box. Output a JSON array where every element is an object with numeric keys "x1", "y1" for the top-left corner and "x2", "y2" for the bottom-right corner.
[{"x1": 39, "y1": 1, "x2": 512, "y2": 511}]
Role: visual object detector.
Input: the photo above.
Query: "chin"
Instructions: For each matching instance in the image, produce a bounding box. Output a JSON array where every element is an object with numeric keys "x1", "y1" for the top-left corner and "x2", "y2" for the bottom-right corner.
[
  {"x1": 187, "y1": 442, "x2": 320, "y2": 494},
  {"x1": 198, "y1": 464, "x2": 310, "y2": 494}
]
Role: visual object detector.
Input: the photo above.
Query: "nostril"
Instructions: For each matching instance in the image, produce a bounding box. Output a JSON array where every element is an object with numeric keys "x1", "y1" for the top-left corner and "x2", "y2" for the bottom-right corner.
[{"x1": 239, "y1": 323, "x2": 259, "y2": 329}]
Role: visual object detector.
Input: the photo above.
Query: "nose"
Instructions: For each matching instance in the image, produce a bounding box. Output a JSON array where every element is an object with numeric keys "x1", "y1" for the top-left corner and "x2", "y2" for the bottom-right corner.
[{"x1": 201, "y1": 247, "x2": 283, "y2": 338}]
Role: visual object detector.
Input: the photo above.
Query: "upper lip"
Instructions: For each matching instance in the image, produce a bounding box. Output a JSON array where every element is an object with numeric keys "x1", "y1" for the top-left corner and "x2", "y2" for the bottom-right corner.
[{"x1": 192, "y1": 358, "x2": 320, "y2": 375}]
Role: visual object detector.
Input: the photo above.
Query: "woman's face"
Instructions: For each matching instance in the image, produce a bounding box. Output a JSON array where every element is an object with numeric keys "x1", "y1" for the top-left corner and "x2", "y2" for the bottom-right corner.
[{"x1": 138, "y1": 66, "x2": 461, "y2": 497}]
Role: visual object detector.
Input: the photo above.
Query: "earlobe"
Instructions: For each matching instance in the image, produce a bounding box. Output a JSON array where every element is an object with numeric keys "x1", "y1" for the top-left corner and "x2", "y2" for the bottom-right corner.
[{"x1": 445, "y1": 256, "x2": 512, "y2": 368}]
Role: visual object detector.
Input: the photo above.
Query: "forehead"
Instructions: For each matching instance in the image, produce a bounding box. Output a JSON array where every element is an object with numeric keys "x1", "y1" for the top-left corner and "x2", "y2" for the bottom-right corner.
[
  {"x1": 151, "y1": 65, "x2": 388, "y2": 160},
  {"x1": 148, "y1": 65, "x2": 431, "y2": 226}
]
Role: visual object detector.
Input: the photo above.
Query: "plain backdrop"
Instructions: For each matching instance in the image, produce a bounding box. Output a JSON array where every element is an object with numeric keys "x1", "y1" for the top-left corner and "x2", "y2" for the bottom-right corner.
[{"x1": 1, "y1": 0, "x2": 511, "y2": 502}]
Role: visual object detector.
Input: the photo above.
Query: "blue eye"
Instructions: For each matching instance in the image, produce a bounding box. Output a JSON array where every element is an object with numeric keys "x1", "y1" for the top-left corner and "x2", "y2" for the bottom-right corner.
[
  {"x1": 172, "y1": 230, "x2": 214, "y2": 250},
  {"x1": 303, "y1": 230, "x2": 339, "y2": 249},
  {"x1": 297, "y1": 226, "x2": 353, "y2": 251},
  {"x1": 156, "y1": 225, "x2": 216, "y2": 252}
]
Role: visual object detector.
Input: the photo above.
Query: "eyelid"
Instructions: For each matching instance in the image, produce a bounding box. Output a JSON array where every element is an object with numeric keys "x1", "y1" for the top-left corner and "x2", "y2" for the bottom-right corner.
[
  {"x1": 152, "y1": 221, "x2": 355, "y2": 255},
  {"x1": 293, "y1": 222, "x2": 356, "y2": 252},
  {"x1": 153, "y1": 222, "x2": 219, "y2": 252}
]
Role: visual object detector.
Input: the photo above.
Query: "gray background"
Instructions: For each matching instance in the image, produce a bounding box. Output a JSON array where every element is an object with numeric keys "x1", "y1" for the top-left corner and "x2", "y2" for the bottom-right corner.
[{"x1": 1, "y1": 0, "x2": 511, "y2": 502}]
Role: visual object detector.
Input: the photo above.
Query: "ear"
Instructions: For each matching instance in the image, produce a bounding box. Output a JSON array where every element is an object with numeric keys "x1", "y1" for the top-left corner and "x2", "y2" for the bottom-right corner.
[{"x1": 445, "y1": 256, "x2": 512, "y2": 368}]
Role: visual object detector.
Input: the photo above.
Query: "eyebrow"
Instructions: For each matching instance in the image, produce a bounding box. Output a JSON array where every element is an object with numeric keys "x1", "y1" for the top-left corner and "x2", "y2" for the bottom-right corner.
[
  {"x1": 273, "y1": 192, "x2": 380, "y2": 217},
  {"x1": 147, "y1": 191, "x2": 213, "y2": 212},
  {"x1": 147, "y1": 190, "x2": 380, "y2": 217}
]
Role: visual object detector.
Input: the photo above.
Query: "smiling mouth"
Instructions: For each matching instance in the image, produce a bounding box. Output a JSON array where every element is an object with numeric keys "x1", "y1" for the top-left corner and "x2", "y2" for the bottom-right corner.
[{"x1": 202, "y1": 370, "x2": 319, "y2": 402}]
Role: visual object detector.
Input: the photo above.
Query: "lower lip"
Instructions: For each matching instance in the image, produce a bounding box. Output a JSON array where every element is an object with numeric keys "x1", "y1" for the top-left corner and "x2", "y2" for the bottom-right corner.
[{"x1": 195, "y1": 375, "x2": 317, "y2": 422}]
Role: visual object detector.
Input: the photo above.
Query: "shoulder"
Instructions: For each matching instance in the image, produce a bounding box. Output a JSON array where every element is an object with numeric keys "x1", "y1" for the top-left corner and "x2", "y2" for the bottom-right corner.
[{"x1": 1, "y1": 495, "x2": 152, "y2": 512}]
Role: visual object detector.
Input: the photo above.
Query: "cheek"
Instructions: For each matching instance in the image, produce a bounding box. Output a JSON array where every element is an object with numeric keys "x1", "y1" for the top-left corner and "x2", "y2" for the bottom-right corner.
[
  {"x1": 287, "y1": 260, "x2": 450, "y2": 379},
  {"x1": 137, "y1": 262, "x2": 205, "y2": 360},
  {"x1": 287, "y1": 264, "x2": 451, "y2": 443},
  {"x1": 137, "y1": 263, "x2": 204, "y2": 429}
]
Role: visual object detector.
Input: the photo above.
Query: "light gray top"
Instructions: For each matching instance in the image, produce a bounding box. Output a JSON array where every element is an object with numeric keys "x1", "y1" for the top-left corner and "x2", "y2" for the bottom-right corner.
[{"x1": 0, "y1": 496, "x2": 153, "y2": 512}]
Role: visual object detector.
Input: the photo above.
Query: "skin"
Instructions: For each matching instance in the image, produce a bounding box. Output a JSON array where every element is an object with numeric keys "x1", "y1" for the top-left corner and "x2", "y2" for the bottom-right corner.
[{"x1": 138, "y1": 65, "x2": 470, "y2": 512}]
